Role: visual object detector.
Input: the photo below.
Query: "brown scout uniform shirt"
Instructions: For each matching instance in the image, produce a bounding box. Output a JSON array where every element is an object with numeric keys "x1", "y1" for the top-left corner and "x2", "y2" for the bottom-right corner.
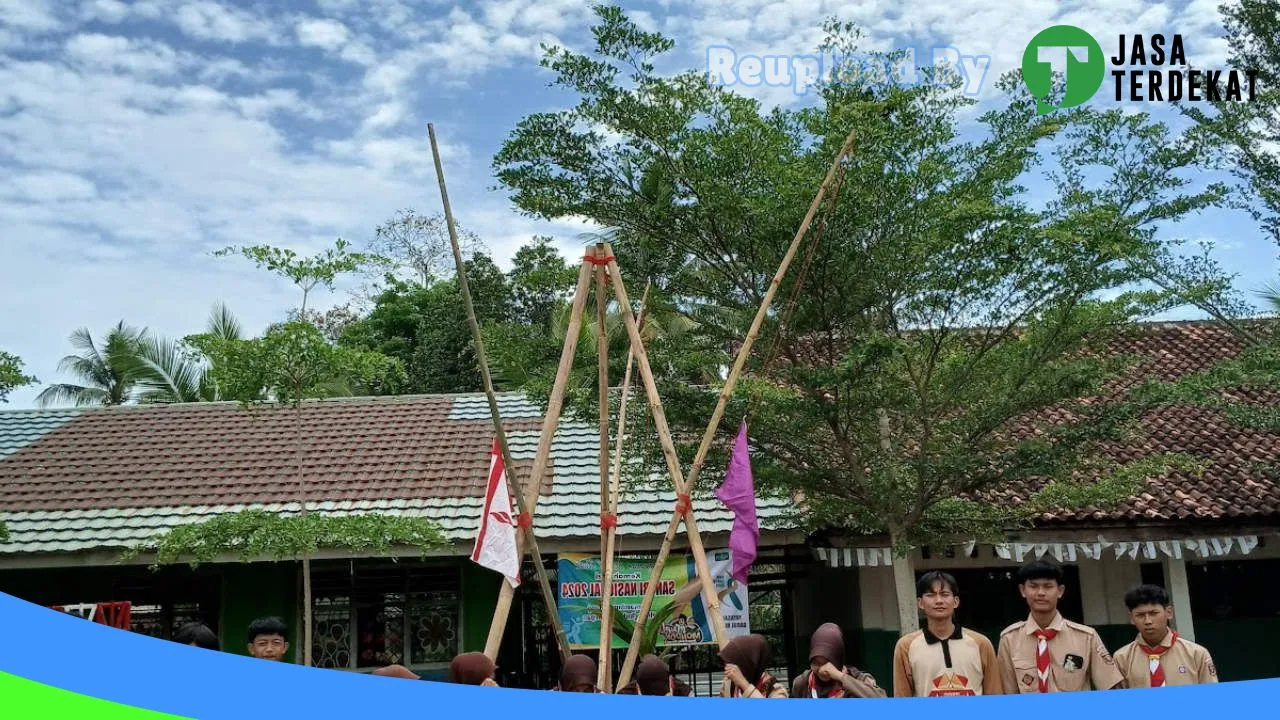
[
  {"x1": 1113, "y1": 631, "x2": 1218, "y2": 687},
  {"x1": 893, "y1": 625, "x2": 1002, "y2": 697},
  {"x1": 997, "y1": 612, "x2": 1124, "y2": 693}
]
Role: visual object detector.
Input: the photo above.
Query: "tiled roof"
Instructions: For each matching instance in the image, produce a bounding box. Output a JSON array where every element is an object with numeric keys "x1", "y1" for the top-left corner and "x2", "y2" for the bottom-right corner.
[
  {"x1": 0, "y1": 409, "x2": 81, "y2": 460},
  {"x1": 982, "y1": 322, "x2": 1279, "y2": 523},
  {"x1": 0, "y1": 393, "x2": 796, "y2": 557}
]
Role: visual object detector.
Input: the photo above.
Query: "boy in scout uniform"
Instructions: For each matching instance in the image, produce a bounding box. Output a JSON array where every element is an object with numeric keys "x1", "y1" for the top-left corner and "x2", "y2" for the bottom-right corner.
[
  {"x1": 893, "y1": 571, "x2": 1001, "y2": 697},
  {"x1": 1113, "y1": 584, "x2": 1217, "y2": 687},
  {"x1": 997, "y1": 560, "x2": 1124, "y2": 693}
]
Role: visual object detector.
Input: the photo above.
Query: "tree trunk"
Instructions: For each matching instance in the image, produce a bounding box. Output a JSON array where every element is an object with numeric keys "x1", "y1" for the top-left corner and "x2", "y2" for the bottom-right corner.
[{"x1": 888, "y1": 526, "x2": 919, "y2": 637}]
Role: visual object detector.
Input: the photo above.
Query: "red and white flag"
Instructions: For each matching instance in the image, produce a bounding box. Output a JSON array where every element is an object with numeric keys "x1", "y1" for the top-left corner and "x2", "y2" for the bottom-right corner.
[{"x1": 471, "y1": 438, "x2": 521, "y2": 588}]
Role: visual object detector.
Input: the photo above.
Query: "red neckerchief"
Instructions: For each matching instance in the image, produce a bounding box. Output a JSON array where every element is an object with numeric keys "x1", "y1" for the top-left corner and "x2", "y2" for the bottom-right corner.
[
  {"x1": 808, "y1": 669, "x2": 847, "y2": 698},
  {"x1": 1138, "y1": 632, "x2": 1178, "y2": 687}
]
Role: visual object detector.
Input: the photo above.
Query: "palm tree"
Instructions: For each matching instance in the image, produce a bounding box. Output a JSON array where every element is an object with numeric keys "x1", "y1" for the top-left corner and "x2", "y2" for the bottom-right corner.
[
  {"x1": 133, "y1": 303, "x2": 243, "y2": 404},
  {"x1": 1261, "y1": 280, "x2": 1280, "y2": 315},
  {"x1": 36, "y1": 321, "x2": 146, "y2": 407}
]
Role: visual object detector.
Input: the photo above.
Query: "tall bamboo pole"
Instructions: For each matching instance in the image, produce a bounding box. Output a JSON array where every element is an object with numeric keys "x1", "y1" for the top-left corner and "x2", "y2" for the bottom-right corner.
[
  {"x1": 602, "y1": 247, "x2": 729, "y2": 645},
  {"x1": 428, "y1": 123, "x2": 571, "y2": 665},
  {"x1": 600, "y1": 283, "x2": 647, "y2": 690},
  {"x1": 615, "y1": 128, "x2": 858, "y2": 687},
  {"x1": 594, "y1": 254, "x2": 614, "y2": 691},
  {"x1": 483, "y1": 259, "x2": 592, "y2": 658}
]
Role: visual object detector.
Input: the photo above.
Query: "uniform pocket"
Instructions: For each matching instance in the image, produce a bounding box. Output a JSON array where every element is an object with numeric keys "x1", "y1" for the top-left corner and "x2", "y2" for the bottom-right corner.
[{"x1": 1011, "y1": 662, "x2": 1040, "y2": 694}]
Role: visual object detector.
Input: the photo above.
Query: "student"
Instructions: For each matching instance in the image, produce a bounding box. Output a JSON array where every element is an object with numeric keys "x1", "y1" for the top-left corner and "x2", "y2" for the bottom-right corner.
[
  {"x1": 174, "y1": 621, "x2": 219, "y2": 652},
  {"x1": 1113, "y1": 584, "x2": 1217, "y2": 688},
  {"x1": 246, "y1": 617, "x2": 289, "y2": 662},
  {"x1": 616, "y1": 654, "x2": 694, "y2": 696},
  {"x1": 997, "y1": 560, "x2": 1123, "y2": 693},
  {"x1": 448, "y1": 652, "x2": 500, "y2": 686},
  {"x1": 719, "y1": 634, "x2": 788, "y2": 698},
  {"x1": 788, "y1": 623, "x2": 884, "y2": 698},
  {"x1": 892, "y1": 571, "x2": 1000, "y2": 697},
  {"x1": 557, "y1": 654, "x2": 601, "y2": 693}
]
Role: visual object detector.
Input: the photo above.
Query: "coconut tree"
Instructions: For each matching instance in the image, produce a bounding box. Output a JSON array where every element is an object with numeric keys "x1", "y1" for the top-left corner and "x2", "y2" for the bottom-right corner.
[
  {"x1": 133, "y1": 303, "x2": 243, "y2": 404},
  {"x1": 36, "y1": 321, "x2": 146, "y2": 407}
]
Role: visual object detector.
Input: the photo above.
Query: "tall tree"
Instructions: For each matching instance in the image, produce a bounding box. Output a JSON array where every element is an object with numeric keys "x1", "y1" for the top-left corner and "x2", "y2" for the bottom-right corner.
[
  {"x1": 509, "y1": 236, "x2": 577, "y2": 327},
  {"x1": 0, "y1": 351, "x2": 36, "y2": 404},
  {"x1": 36, "y1": 321, "x2": 146, "y2": 407},
  {"x1": 215, "y1": 239, "x2": 387, "y2": 314},
  {"x1": 133, "y1": 303, "x2": 244, "y2": 404},
  {"x1": 493, "y1": 8, "x2": 1234, "y2": 632},
  {"x1": 365, "y1": 209, "x2": 486, "y2": 290},
  {"x1": 341, "y1": 254, "x2": 512, "y2": 393}
]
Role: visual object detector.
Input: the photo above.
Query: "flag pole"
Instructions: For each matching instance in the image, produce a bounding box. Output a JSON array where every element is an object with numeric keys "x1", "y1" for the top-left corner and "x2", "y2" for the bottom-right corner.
[{"x1": 428, "y1": 123, "x2": 570, "y2": 665}]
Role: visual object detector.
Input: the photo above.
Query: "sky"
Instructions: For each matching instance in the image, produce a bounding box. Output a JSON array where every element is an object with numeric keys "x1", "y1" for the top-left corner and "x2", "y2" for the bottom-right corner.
[{"x1": 1, "y1": 0, "x2": 1276, "y2": 410}]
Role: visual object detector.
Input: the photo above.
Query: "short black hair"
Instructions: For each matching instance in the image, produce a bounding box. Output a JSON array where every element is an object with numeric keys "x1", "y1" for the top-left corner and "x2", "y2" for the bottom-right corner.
[
  {"x1": 175, "y1": 622, "x2": 219, "y2": 651},
  {"x1": 1017, "y1": 559, "x2": 1064, "y2": 585},
  {"x1": 917, "y1": 571, "x2": 959, "y2": 597},
  {"x1": 1123, "y1": 584, "x2": 1170, "y2": 610},
  {"x1": 247, "y1": 616, "x2": 288, "y2": 644}
]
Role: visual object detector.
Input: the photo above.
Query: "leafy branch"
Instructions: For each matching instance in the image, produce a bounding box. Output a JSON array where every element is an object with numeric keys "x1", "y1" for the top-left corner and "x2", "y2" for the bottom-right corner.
[
  {"x1": 121, "y1": 510, "x2": 449, "y2": 569},
  {"x1": 0, "y1": 519, "x2": 9, "y2": 543},
  {"x1": 0, "y1": 350, "x2": 37, "y2": 404},
  {"x1": 214, "y1": 239, "x2": 391, "y2": 313}
]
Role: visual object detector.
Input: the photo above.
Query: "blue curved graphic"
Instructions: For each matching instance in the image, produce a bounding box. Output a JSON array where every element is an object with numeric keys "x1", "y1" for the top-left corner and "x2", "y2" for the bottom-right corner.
[{"x1": 0, "y1": 590, "x2": 1275, "y2": 718}]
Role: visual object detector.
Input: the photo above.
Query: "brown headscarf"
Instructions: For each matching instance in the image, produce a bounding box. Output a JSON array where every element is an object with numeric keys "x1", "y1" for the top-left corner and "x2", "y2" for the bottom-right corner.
[
  {"x1": 449, "y1": 652, "x2": 496, "y2": 685},
  {"x1": 719, "y1": 634, "x2": 770, "y2": 685},
  {"x1": 372, "y1": 664, "x2": 421, "y2": 680},
  {"x1": 636, "y1": 655, "x2": 673, "y2": 696},
  {"x1": 559, "y1": 654, "x2": 599, "y2": 692},
  {"x1": 808, "y1": 623, "x2": 846, "y2": 668}
]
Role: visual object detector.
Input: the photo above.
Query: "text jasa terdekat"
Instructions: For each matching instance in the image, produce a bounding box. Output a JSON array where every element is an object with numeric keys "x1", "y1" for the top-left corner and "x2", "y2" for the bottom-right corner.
[{"x1": 1111, "y1": 34, "x2": 1259, "y2": 103}]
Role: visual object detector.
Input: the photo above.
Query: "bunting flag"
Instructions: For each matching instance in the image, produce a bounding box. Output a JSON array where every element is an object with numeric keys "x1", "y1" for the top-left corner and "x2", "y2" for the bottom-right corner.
[
  {"x1": 471, "y1": 438, "x2": 522, "y2": 588},
  {"x1": 714, "y1": 421, "x2": 759, "y2": 586}
]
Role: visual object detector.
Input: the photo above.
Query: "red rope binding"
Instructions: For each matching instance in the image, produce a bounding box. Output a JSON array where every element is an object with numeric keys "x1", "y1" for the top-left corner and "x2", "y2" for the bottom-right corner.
[
  {"x1": 600, "y1": 513, "x2": 618, "y2": 530},
  {"x1": 674, "y1": 493, "x2": 692, "y2": 516},
  {"x1": 584, "y1": 254, "x2": 616, "y2": 266},
  {"x1": 516, "y1": 512, "x2": 534, "y2": 529}
]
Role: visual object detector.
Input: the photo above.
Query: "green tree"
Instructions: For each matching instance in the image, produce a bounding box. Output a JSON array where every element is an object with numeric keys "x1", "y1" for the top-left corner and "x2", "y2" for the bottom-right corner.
[
  {"x1": 0, "y1": 351, "x2": 36, "y2": 404},
  {"x1": 215, "y1": 239, "x2": 388, "y2": 313},
  {"x1": 493, "y1": 8, "x2": 1233, "y2": 631},
  {"x1": 132, "y1": 303, "x2": 244, "y2": 404},
  {"x1": 36, "y1": 321, "x2": 146, "y2": 407},
  {"x1": 341, "y1": 254, "x2": 512, "y2": 393},
  {"x1": 510, "y1": 236, "x2": 577, "y2": 327}
]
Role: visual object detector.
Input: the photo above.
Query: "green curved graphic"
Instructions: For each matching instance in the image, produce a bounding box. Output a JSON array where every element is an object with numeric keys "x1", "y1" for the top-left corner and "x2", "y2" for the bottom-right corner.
[{"x1": 0, "y1": 670, "x2": 191, "y2": 719}]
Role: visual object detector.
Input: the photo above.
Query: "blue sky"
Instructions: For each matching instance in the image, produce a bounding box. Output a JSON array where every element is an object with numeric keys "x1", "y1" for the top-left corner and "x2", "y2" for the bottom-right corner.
[{"x1": 1, "y1": 0, "x2": 1276, "y2": 409}]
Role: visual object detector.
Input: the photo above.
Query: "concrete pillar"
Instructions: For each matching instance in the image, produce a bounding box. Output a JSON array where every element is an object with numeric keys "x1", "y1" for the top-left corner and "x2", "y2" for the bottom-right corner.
[
  {"x1": 1077, "y1": 557, "x2": 1141, "y2": 624},
  {"x1": 1163, "y1": 557, "x2": 1196, "y2": 641}
]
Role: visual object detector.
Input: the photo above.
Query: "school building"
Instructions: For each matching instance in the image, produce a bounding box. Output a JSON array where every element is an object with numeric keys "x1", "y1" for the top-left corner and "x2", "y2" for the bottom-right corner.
[{"x1": 0, "y1": 321, "x2": 1275, "y2": 694}]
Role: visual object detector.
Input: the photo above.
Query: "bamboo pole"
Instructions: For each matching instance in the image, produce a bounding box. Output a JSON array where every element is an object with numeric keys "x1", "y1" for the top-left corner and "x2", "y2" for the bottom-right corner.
[
  {"x1": 594, "y1": 254, "x2": 614, "y2": 691},
  {"x1": 602, "y1": 247, "x2": 730, "y2": 645},
  {"x1": 601, "y1": 283, "x2": 647, "y2": 689},
  {"x1": 615, "y1": 128, "x2": 858, "y2": 686},
  {"x1": 428, "y1": 123, "x2": 571, "y2": 665}
]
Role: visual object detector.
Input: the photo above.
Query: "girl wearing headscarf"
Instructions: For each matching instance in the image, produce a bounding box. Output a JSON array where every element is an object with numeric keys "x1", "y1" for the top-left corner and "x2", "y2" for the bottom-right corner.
[
  {"x1": 556, "y1": 654, "x2": 601, "y2": 693},
  {"x1": 616, "y1": 655, "x2": 694, "y2": 696},
  {"x1": 449, "y1": 652, "x2": 500, "y2": 687},
  {"x1": 718, "y1": 634, "x2": 788, "y2": 698},
  {"x1": 788, "y1": 623, "x2": 885, "y2": 698}
]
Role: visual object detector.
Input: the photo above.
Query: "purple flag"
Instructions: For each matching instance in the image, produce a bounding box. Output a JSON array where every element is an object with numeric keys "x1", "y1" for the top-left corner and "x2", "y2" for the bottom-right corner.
[{"x1": 715, "y1": 421, "x2": 758, "y2": 586}]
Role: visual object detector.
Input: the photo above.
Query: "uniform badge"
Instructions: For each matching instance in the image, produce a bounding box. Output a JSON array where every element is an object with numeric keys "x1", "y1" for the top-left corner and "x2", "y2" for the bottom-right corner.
[
  {"x1": 1178, "y1": 665, "x2": 1188, "y2": 674},
  {"x1": 1022, "y1": 673, "x2": 1035, "y2": 687},
  {"x1": 1208, "y1": 663, "x2": 1217, "y2": 677},
  {"x1": 1063, "y1": 654, "x2": 1084, "y2": 671}
]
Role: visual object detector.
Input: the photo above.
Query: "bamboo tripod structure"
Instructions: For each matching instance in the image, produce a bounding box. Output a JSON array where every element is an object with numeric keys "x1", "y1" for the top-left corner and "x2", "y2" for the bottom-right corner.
[
  {"x1": 614, "y1": 127, "x2": 858, "y2": 688},
  {"x1": 428, "y1": 124, "x2": 573, "y2": 664},
  {"x1": 483, "y1": 242, "x2": 734, "y2": 668}
]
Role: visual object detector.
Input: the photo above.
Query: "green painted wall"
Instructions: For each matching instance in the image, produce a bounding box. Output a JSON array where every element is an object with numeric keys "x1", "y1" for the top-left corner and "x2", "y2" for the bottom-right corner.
[
  {"x1": 218, "y1": 562, "x2": 299, "y2": 663},
  {"x1": 1196, "y1": 617, "x2": 1280, "y2": 682},
  {"x1": 460, "y1": 562, "x2": 500, "y2": 653}
]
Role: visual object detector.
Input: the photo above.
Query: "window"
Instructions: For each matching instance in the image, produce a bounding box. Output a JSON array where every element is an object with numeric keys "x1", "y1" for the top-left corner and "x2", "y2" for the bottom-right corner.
[{"x1": 310, "y1": 561, "x2": 461, "y2": 671}]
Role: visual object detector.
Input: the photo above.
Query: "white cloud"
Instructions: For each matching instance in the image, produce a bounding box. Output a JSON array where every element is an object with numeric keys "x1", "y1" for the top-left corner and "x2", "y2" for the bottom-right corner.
[
  {"x1": 0, "y1": 0, "x2": 64, "y2": 33},
  {"x1": 79, "y1": 0, "x2": 130, "y2": 24},
  {"x1": 173, "y1": 1, "x2": 278, "y2": 43},
  {"x1": 296, "y1": 18, "x2": 350, "y2": 50},
  {"x1": 64, "y1": 34, "x2": 182, "y2": 77},
  {"x1": 0, "y1": 171, "x2": 98, "y2": 201}
]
